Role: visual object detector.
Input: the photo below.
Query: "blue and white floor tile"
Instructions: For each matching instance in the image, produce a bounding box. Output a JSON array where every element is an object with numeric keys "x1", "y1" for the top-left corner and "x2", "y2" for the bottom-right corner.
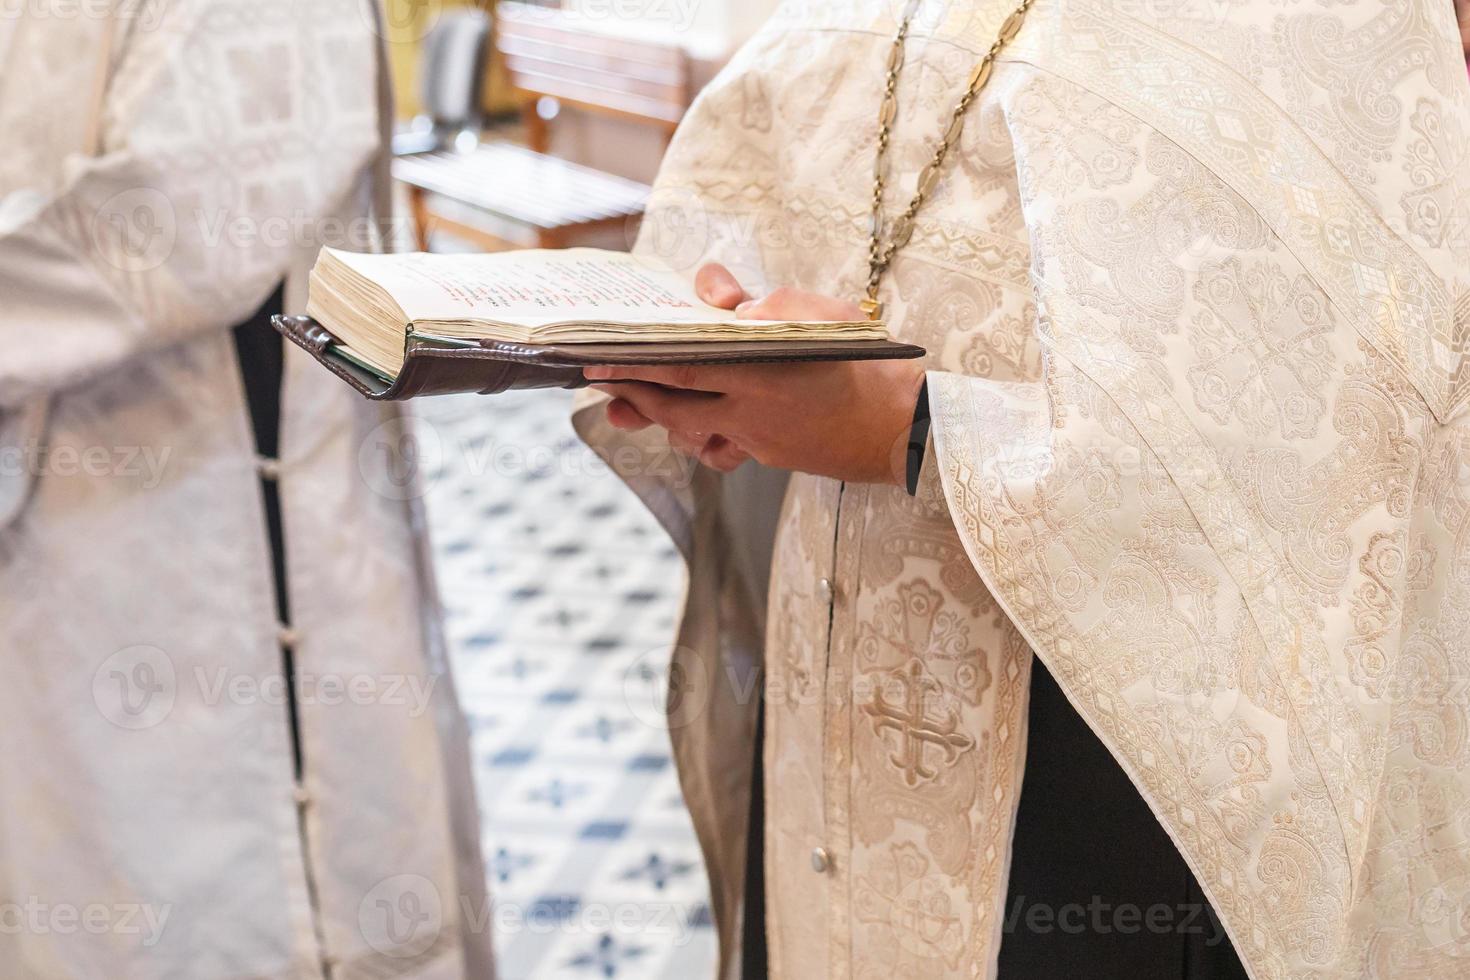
[{"x1": 416, "y1": 389, "x2": 715, "y2": 979}]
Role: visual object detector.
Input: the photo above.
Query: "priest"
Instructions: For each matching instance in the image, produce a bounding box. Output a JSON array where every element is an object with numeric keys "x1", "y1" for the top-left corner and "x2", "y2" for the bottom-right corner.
[
  {"x1": 575, "y1": 0, "x2": 1470, "y2": 977},
  {"x1": 0, "y1": 1, "x2": 491, "y2": 976}
]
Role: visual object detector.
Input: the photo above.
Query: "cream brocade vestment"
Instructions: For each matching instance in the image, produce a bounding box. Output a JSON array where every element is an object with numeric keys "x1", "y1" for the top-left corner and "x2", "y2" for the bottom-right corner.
[
  {"x1": 574, "y1": 0, "x2": 1470, "y2": 978},
  {"x1": 0, "y1": 3, "x2": 491, "y2": 976}
]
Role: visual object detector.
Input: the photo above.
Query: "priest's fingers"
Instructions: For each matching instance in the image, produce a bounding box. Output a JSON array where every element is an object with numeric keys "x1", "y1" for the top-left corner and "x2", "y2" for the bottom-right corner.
[
  {"x1": 604, "y1": 397, "x2": 655, "y2": 431},
  {"x1": 665, "y1": 429, "x2": 747, "y2": 472},
  {"x1": 584, "y1": 364, "x2": 734, "y2": 392},
  {"x1": 699, "y1": 436, "x2": 750, "y2": 473},
  {"x1": 589, "y1": 382, "x2": 723, "y2": 435},
  {"x1": 734, "y1": 287, "x2": 865, "y2": 323},
  {"x1": 694, "y1": 263, "x2": 749, "y2": 310},
  {"x1": 666, "y1": 429, "x2": 707, "y2": 457}
]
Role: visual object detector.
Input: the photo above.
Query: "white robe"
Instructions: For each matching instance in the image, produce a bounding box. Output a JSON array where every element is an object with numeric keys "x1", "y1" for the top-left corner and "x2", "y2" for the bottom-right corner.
[
  {"x1": 575, "y1": 0, "x2": 1470, "y2": 977},
  {"x1": 0, "y1": 2, "x2": 492, "y2": 977}
]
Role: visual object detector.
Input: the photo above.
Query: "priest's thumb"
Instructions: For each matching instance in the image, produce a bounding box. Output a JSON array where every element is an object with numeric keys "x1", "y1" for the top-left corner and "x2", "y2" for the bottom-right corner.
[{"x1": 695, "y1": 263, "x2": 748, "y2": 309}]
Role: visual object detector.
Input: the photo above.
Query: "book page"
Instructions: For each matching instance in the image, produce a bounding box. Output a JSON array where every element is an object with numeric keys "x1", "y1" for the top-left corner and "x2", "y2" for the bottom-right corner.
[{"x1": 328, "y1": 248, "x2": 734, "y2": 326}]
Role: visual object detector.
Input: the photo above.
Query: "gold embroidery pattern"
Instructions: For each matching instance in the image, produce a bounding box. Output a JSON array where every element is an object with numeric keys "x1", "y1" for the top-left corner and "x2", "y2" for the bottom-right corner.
[
  {"x1": 1186, "y1": 258, "x2": 1336, "y2": 440},
  {"x1": 863, "y1": 659, "x2": 978, "y2": 786},
  {"x1": 1003, "y1": 0, "x2": 1470, "y2": 422}
]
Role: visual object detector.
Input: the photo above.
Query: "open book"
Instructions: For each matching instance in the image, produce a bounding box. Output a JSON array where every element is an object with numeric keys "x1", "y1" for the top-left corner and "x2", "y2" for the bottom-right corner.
[{"x1": 306, "y1": 247, "x2": 889, "y2": 378}]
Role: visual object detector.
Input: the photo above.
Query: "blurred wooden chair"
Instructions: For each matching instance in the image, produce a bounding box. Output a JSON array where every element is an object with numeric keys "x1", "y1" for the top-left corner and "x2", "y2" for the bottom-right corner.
[{"x1": 393, "y1": 1, "x2": 689, "y2": 251}]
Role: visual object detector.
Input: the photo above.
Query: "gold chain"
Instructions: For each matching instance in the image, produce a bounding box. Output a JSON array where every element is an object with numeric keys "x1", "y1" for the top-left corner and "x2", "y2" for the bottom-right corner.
[{"x1": 861, "y1": 0, "x2": 1035, "y2": 320}]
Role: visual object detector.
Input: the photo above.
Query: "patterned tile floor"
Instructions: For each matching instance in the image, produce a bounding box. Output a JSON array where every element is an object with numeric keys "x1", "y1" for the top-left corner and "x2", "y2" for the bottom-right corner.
[{"x1": 415, "y1": 389, "x2": 716, "y2": 979}]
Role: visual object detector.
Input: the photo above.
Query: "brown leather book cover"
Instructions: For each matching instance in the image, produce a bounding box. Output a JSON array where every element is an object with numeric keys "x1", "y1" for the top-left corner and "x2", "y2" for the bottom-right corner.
[{"x1": 272, "y1": 315, "x2": 926, "y2": 401}]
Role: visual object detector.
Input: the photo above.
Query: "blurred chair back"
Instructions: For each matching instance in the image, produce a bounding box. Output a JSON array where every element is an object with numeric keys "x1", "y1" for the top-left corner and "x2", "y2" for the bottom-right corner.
[
  {"x1": 409, "y1": 9, "x2": 493, "y2": 151},
  {"x1": 495, "y1": 1, "x2": 689, "y2": 151}
]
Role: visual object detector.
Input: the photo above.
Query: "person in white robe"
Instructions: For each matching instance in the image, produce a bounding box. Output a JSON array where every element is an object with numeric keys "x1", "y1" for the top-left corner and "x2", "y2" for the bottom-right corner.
[
  {"x1": 573, "y1": 0, "x2": 1470, "y2": 977},
  {"x1": 0, "y1": 1, "x2": 493, "y2": 976}
]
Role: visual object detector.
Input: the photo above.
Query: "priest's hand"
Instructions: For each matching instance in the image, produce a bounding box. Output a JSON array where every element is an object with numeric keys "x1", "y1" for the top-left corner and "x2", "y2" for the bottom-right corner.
[
  {"x1": 1459, "y1": 0, "x2": 1470, "y2": 63},
  {"x1": 585, "y1": 263, "x2": 926, "y2": 486}
]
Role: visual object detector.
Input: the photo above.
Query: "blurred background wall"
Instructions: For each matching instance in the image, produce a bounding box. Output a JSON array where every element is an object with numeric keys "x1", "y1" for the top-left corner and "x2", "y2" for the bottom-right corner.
[{"x1": 385, "y1": 0, "x2": 779, "y2": 182}]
